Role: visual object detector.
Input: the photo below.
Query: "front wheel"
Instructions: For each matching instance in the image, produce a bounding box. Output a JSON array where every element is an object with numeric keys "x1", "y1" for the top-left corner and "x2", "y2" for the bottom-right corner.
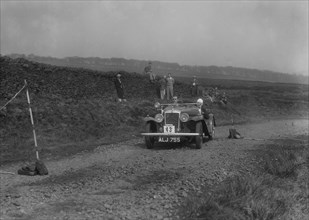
[
  {"x1": 145, "y1": 122, "x2": 155, "y2": 149},
  {"x1": 195, "y1": 122, "x2": 203, "y2": 149}
]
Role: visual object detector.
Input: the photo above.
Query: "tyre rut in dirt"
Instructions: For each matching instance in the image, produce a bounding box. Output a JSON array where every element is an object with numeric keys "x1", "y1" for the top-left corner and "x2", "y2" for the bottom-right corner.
[
  {"x1": 145, "y1": 122, "x2": 155, "y2": 149},
  {"x1": 195, "y1": 121, "x2": 203, "y2": 149}
]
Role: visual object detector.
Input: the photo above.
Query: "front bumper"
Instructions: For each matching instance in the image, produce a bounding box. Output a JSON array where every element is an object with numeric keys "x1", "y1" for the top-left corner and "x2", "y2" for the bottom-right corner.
[{"x1": 141, "y1": 133, "x2": 200, "y2": 136}]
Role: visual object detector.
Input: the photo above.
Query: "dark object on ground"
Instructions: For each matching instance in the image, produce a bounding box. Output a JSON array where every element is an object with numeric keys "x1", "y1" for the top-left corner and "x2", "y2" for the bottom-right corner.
[
  {"x1": 36, "y1": 160, "x2": 48, "y2": 175},
  {"x1": 18, "y1": 164, "x2": 37, "y2": 176},
  {"x1": 17, "y1": 160, "x2": 48, "y2": 176},
  {"x1": 228, "y1": 128, "x2": 243, "y2": 139}
]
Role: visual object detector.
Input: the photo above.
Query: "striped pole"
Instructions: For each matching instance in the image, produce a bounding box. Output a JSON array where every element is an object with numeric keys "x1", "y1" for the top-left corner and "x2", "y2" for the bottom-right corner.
[{"x1": 25, "y1": 80, "x2": 39, "y2": 160}]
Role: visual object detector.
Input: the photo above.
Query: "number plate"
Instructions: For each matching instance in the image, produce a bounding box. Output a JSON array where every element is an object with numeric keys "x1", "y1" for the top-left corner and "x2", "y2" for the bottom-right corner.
[
  {"x1": 164, "y1": 125, "x2": 175, "y2": 133},
  {"x1": 158, "y1": 137, "x2": 180, "y2": 143}
]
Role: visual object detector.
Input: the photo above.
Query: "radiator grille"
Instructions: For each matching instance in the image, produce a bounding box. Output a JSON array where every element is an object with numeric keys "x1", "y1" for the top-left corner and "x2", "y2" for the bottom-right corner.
[{"x1": 165, "y1": 113, "x2": 179, "y2": 127}]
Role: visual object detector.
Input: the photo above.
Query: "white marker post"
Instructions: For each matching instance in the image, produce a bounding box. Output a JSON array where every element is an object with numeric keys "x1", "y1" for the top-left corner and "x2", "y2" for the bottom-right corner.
[{"x1": 25, "y1": 80, "x2": 39, "y2": 160}]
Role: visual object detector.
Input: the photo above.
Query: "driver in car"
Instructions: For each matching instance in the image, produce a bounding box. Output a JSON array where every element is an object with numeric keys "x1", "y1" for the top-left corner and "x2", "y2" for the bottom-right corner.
[{"x1": 172, "y1": 96, "x2": 178, "y2": 104}]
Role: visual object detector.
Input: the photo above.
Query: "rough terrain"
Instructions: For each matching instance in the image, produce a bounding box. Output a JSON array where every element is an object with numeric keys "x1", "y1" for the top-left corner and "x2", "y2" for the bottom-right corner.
[{"x1": 0, "y1": 118, "x2": 308, "y2": 220}]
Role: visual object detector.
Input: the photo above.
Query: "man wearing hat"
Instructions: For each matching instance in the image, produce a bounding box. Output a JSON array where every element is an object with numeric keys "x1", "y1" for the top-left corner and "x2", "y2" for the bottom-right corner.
[{"x1": 114, "y1": 73, "x2": 126, "y2": 102}]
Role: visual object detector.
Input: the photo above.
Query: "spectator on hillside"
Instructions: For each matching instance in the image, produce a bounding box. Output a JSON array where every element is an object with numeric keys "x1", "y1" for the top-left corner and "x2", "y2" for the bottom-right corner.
[
  {"x1": 214, "y1": 87, "x2": 219, "y2": 97},
  {"x1": 114, "y1": 73, "x2": 126, "y2": 102},
  {"x1": 144, "y1": 61, "x2": 155, "y2": 83},
  {"x1": 191, "y1": 76, "x2": 198, "y2": 96},
  {"x1": 159, "y1": 75, "x2": 167, "y2": 100},
  {"x1": 208, "y1": 87, "x2": 218, "y2": 101},
  {"x1": 221, "y1": 92, "x2": 228, "y2": 104},
  {"x1": 208, "y1": 87, "x2": 214, "y2": 97},
  {"x1": 166, "y1": 73, "x2": 175, "y2": 101}
]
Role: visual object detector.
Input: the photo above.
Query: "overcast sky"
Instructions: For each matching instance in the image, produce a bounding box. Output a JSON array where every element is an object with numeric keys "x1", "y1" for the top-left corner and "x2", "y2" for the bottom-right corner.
[{"x1": 1, "y1": 0, "x2": 308, "y2": 75}]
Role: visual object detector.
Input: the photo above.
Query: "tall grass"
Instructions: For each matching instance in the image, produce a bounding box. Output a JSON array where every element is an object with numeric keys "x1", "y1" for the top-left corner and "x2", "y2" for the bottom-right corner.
[
  {"x1": 180, "y1": 137, "x2": 309, "y2": 220},
  {"x1": 262, "y1": 148, "x2": 304, "y2": 178}
]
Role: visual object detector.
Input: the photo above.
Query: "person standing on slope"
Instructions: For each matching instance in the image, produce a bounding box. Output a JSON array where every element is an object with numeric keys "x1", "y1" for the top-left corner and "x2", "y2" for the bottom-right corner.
[
  {"x1": 159, "y1": 75, "x2": 167, "y2": 100},
  {"x1": 144, "y1": 61, "x2": 155, "y2": 83},
  {"x1": 114, "y1": 73, "x2": 126, "y2": 102},
  {"x1": 166, "y1": 73, "x2": 175, "y2": 101},
  {"x1": 191, "y1": 76, "x2": 198, "y2": 96}
]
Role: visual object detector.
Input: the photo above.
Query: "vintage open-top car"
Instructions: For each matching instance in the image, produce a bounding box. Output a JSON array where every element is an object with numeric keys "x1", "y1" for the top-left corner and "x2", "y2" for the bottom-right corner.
[{"x1": 141, "y1": 99, "x2": 215, "y2": 149}]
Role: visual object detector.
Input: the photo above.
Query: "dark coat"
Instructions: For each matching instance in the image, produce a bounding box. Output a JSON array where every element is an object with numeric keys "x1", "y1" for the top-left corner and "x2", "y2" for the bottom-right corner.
[
  {"x1": 201, "y1": 104, "x2": 210, "y2": 119},
  {"x1": 201, "y1": 103, "x2": 216, "y2": 126},
  {"x1": 114, "y1": 78, "x2": 124, "y2": 99}
]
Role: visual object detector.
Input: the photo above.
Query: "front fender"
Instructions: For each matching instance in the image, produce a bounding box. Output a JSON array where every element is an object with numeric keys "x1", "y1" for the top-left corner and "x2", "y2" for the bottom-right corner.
[
  {"x1": 143, "y1": 116, "x2": 157, "y2": 122},
  {"x1": 189, "y1": 115, "x2": 204, "y2": 121}
]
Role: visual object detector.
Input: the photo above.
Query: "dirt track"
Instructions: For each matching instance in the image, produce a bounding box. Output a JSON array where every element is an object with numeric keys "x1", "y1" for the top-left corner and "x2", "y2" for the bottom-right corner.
[{"x1": 0, "y1": 118, "x2": 308, "y2": 220}]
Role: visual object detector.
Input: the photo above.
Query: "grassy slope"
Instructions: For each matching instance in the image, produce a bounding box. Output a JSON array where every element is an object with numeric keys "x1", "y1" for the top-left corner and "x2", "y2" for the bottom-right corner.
[{"x1": 0, "y1": 56, "x2": 308, "y2": 165}]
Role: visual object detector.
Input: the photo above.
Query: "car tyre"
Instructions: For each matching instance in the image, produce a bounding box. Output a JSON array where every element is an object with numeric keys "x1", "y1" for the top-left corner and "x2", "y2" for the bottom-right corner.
[
  {"x1": 145, "y1": 122, "x2": 155, "y2": 149},
  {"x1": 195, "y1": 121, "x2": 203, "y2": 149}
]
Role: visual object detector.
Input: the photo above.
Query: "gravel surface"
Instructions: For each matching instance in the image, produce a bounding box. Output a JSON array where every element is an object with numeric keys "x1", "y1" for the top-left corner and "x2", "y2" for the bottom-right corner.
[{"x1": 0, "y1": 119, "x2": 308, "y2": 220}]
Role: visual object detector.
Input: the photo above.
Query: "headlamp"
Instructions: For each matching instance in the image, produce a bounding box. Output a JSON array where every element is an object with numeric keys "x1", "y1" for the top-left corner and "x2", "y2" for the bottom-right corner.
[
  {"x1": 154, "y1": 102, "x2": 161, "y2": 108},
  {"x1": 180, "y1": 113, "x2": 189, "y2": 122},
  {"x1": 155, "y1": 114, "x2": 164, "y2": 123}
]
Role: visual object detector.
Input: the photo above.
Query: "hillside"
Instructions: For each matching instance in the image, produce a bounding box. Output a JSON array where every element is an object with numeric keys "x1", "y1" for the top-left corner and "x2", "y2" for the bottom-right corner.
[
  {"x1": 0, "y1": 55, "x2": 308, "y2": 165},
  {"x1": 6, "y1": 54, "x2": 308, "y2": 84},
  {"x1": 0, "y1": 56, "x2": 195, "y2": 164},
  {"x1": 1, "y1": 56, "x2": 308, "y2": 220}
]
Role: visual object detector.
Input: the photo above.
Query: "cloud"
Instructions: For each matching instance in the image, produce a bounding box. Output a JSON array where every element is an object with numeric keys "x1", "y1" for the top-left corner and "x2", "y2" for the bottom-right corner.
[{"x1": 1, "y1": 1, "x2": 308, "y2": 75}]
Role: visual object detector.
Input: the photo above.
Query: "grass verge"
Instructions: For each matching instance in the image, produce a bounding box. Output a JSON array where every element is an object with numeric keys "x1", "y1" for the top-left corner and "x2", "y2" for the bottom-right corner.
[{"x1": 180, "y1": 135, "x2": 309, "y2": 220}]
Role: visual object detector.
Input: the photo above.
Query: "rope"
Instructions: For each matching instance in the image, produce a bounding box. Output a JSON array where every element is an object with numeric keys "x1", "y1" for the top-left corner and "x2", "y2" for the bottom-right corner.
[{"x1": 0, "y1": 82, "x2": 27, "y2": 111}]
